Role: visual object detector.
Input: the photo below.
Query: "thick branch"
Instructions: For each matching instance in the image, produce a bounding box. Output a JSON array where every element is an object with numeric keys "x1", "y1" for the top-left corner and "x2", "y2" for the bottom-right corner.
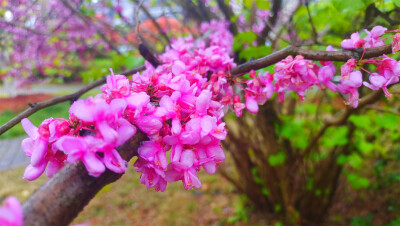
[
  {"x1": 22, "y1": 130, "x2": 148, "y2": 226},
  {"x1": 231, "y1": 44, "x2": 392, "y2": 76},
  {"x1": 0, "y1": 66, "x2": 145, "y2": 136}
]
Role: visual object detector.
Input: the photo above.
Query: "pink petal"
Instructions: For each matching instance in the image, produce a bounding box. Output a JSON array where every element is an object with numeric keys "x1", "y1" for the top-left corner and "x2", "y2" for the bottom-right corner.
[
  {"x1": 56, "y1": 136, "x2": 86, "y2": 152},
  {"x1": 46, "y1": 160, "x2": 64, "y2": 178},
  {"x1": 23, "y1": 162, "x2": 47, "y2": 181},
  {"x1": 246, "y1": 96, "x2": 259, "y2": 114},
  {"x1": 70, "y1": 99, "x2": 95, "y2": 122},
  {"x1": 171, "y1": 118, "x2": 182, "y2": 135},
  {"x1": 21, "y1": 138, "x2": 34, "y2": 157},
  {"x1": 82, "y1": 152, "x2": 106, "y2": 177},
  {"x1": 180, "y1": 149, "x2": 194, "y2": 168},
  {"x1": 138, "y1": 141, "x2": 157, "y2": 161},
  {"x1": 103, "y1": 149, "x2": 127, "y2": 174},
  {"x1": 21, "y1": 118, "x2": 39, "y2": 139},
  {"x1": 116, "y1": 119, "x2": 136, "y2": 146},
  {"x1": 31, "y1": 139, "x2": 47, "y2": 167}
]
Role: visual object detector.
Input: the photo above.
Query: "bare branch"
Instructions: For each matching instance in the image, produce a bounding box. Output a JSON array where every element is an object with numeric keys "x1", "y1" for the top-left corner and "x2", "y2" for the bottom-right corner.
[
  {"x1": 0, "y1": 66, "x2": 145, "y2": 136},
  {"x1": 305, "y1": 0, "x2": 318, "y2": 43}
]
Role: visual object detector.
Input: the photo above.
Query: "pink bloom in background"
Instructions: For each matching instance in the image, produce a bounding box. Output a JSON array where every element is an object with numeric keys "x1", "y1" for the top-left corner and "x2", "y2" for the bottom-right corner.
[
  {"x1": 338, "y1": 70, "x2": 363, "y2": 108},
  {"x1": 363, "y1": 55, "x2": 400, "y2": 97},
  {"x1": 341, "y1": 32, "x2": 365, "y2": 49},
  {"x1": 0, "y1": 196, "x2": 23, "y2": 226},
  {"x1": 364, "y1": 26, "x2": 387, "y2": 48},
  {"x1": 392, "y1": 33, "x2": 400, "y2": 53},
  {"x1": 341, "y1": 26, "x2": 386, "y2": 49}
]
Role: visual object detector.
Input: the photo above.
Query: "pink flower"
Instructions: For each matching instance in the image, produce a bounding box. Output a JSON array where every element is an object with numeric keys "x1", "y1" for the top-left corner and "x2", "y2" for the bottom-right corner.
[
  {"x1": 363, "y1": 72, "x2": 396, "y2": 97},
  {"x1": 318, "y1": 64, "x2": 337, "y2": 92},
  {"x1": 274, "y1": 56, "x2": 319, "y2": 102},
  {"x1": 165, "y1": 149, "x2": 202, "y2": 190},
  {"x1": 101, "y1": 68, "x2": 131, "y2": 101},
  {"x1": 364, "y1": 26, "x2": 387, "y2": 48},
  {"x1": 56, "y1": 136, "x2": 106, "y2": 177},
  {"x1": 338, "y1": 71, "x2": 363, "y2": 108},
  {"x1": 0, "y1": 196, "x2": 23, "y2": 226},
  {"x1": 392, "y1": 33, "x2": 400, "y2": 53},
  {"x1": 341, "y1": 32, "x2": 365, "y2": 49},
  {"x1": 21, "y1": 118, "x2": 68, "y2": 180}
]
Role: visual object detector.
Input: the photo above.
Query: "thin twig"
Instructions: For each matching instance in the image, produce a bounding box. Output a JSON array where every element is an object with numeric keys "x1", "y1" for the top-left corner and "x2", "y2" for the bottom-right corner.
[
  {"x1": 305, "y1": 0, "x2": 318, "y2": 43},
  {"x1": 0, "y1": 66, "x2": 145, "y2": 136},
  {"x1": 133, "y1": 0, "x2": 172, "y2": 48}
]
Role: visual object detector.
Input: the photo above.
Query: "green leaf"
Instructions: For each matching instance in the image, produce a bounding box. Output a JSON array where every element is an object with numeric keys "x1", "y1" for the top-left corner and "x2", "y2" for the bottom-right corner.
[
  {"x1": 346, "y1": 173, "x2": 370, "y2": 190},
  {"x1": 376, "y1": 114, "x2": 398, "y2": 130},
  {"x1": 357, "y1": 141, "x2": 374, "y2": 154},
  {"x1": 268, "y1": 151, "x2": 286, "y2": 166},
  {"x1": 332, "y1": 0, "x2": 367, "y2": 12},
  {"x1": 256, "y1": 0, "x2": 270, "y2": 10},
  {"x1": 235, "y1": 31, "x2": 257, "y2": 44},
  {"x1": 394, "y1": 0, "x2": 400, "y2": 7},
  {"x1": 244, "y1": 0, "x2": 253, "y2": 9},
  {"x1": 349, "y1": 115, "x2": 371, "y2": 129},
  {"x1": 348, "y1": 153, "x2": 363, "y2": 169},
  {"x1": 337, "y1": 154, "x2": 349, "y2": 165},
  {"x1": 322, "y1": 126, "x2": 348, "y2": 147}
]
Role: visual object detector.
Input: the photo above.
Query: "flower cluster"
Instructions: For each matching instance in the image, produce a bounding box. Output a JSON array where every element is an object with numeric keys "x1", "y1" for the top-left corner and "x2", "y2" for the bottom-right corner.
[
  {"x1": 20, "y1": 20, "x2": 237, "y2": 191},
  {"x1": 20, "y1": 22, "x2": 400, "y2": 192},
  {"x1": 0, "y1": 196, "x2": 23, "y2": 226},
  {"x1": 341, "y1": 26, "x2": 387, "y2": 49}
]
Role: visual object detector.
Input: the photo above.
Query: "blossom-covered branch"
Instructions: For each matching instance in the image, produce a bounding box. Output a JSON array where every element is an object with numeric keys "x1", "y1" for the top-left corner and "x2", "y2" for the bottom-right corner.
[
  {"x1": 0, "y1": 66, "x2": 145, "y2": 136},
  {"x1": 231, "y1": 44, "x2": 392, "y2": 76},
  {"x1": 21, "y1": 130, "x2": 148, "y2": 226}
]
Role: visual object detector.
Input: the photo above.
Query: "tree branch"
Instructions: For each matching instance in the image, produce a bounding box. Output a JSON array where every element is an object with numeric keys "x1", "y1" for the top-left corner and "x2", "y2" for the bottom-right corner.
[
  {"x1": 133, "y1": 0, "x2": 172, "y2": 48},
  {"x1": 0, "y1": 66, "x2": 145, "y2": 136},
  {"x1": 22, "y1": 130, "x2": 148, "y2": 226},
  {"x1": 231, "y1": 44, "x2": 392, "y2": 76}
]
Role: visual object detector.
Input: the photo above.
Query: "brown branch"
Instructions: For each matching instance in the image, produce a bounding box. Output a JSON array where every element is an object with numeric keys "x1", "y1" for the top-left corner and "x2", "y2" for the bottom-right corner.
[
  {"x1": 22, "y1": 130, "x2": 148, "y2": 226},
  {"x1": 0, "y1": 65, "x2": 145, "y2": 136},
  {"x1": 139, "y1": 43, "x2": 161, "y2": 67},
  {"x1": 231, "y1": 44, "x2": 392, "y2": 76},
  {"x1": 305, "y1": 0, "x2": 318, "y2": 43},
  {"x1": 256, "y1": 0, "x2": 282, "y2": 45}
]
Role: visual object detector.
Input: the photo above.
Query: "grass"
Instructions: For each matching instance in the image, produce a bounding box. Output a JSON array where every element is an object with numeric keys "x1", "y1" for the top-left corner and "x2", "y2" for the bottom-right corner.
[{"x1": 0, "y1": 159, "x2": 268, "y2": 225}]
